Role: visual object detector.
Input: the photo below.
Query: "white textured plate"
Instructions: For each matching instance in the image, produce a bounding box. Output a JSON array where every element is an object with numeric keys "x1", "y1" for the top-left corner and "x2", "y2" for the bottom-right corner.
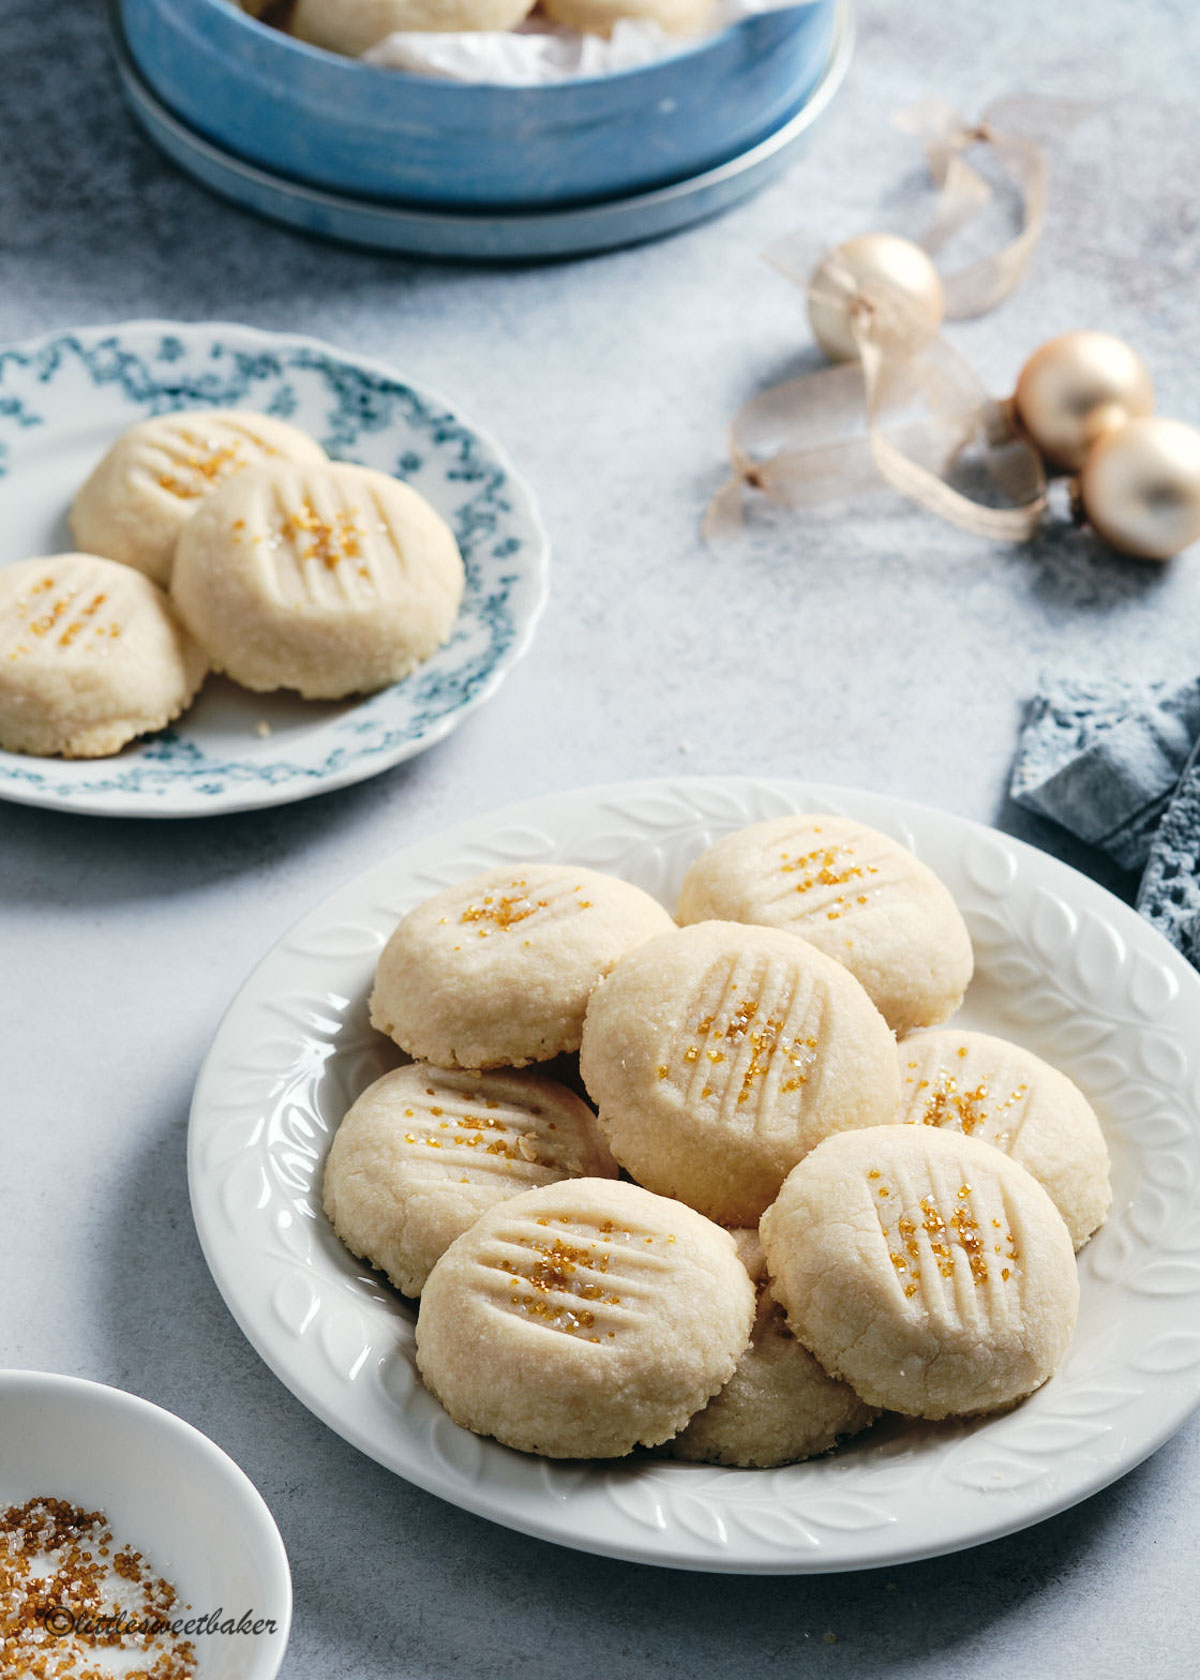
[
  {"x1": 0, "y1": 320, "x2": 548, "y2": 816},
  {"x1": 187, "y1": 777, "x2": 1200, "y2": 1572}
]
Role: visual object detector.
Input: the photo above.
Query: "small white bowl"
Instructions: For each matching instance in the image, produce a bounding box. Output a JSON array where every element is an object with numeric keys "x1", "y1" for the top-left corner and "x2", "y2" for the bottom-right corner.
[{"x1": 0, "y1": 1371, "x2": 292, "y2": 1680}]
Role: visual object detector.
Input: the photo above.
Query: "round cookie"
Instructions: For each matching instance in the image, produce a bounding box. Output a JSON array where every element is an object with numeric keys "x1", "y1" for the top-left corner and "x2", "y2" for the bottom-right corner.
[
  {"x1": 293, "y1": 0, "x2": 536, "y2": 57},
  {"x1": 896, "y1": 1029, "x2": 1111, "y2": 1250},
  {"x1": 760, "y1": 1125, "x2": 1079, "y2": 1420},
  {"x1": 665, "y1": 1231, "x2": 877, "y2": 1468},
  {"x1": 323, "y1": 1064, "x2": 619, "y2": 1296},
  {"x1": 579, "y1": 920, "x2": 901, "y2": 1225},
  {"x1": 541, "y1": 0, "x2": 714, "y2": 38},
  {"x1": 170, "y1": 459, "x2": 464, "y2": 699},
  {"x1": 70, "y1": 409, "x2": 327, "y2": 586},
  {"x1": 0, "y1": 554, "x2": 208, "y2": 758},
  {"x1": 415, "y1": 1177, "x2": 756, "y2": 1458},
  {"x1": 370, "y1": 863, "x2": 675, "y2": 1070},
  {"x1": 677, "y1": 814, "x2": 974, "y2": 1036}
]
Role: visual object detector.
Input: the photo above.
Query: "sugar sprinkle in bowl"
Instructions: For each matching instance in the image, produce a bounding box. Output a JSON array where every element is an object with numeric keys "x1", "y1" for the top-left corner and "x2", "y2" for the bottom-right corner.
[{"x1": 0, "y1": 1370, "x2": 292, "y2": 1680}]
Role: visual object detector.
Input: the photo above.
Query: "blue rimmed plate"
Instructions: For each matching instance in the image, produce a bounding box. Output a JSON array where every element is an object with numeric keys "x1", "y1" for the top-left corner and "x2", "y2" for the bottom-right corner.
[{"x1": 0, "y1": 320, "x2": 549, "y2": 817}]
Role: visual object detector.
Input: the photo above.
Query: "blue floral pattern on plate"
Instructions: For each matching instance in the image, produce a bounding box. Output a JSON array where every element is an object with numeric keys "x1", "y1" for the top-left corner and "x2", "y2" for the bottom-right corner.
[{"x1": 0, "y1": 320, "x2": 549, "y2": 816}]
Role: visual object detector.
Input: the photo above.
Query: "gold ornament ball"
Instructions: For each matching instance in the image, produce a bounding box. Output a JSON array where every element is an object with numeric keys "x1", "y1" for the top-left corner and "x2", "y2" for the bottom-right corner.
[
  {"x1": 808, "y1": 234, "x2": 946, "y2": 363},
  {"x1": 1014, "y1": 331, "x2": 1154, "y2": 471},
  {"x1": 1079, "y1": 417, "x2": 1200, "y2": 561}
]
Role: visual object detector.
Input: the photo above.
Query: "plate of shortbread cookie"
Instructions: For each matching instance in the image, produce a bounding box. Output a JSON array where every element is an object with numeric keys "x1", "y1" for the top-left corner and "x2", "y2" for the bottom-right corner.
[
  {"x1": 0, "y1": 320, "x2": 548, "y2": 815},
  {"x1": 187, "y1": 777, "x2": 1200, "y2": 1571}
]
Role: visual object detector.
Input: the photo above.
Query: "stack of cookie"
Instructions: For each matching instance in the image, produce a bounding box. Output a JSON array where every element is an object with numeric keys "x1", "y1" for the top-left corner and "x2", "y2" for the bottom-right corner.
[
  {"x1": 0, "y1": 410, "x2": 463, "y2": 757},
  {"x1": 324, "y1": 816, "x2": 1111, "y2": 1464}
]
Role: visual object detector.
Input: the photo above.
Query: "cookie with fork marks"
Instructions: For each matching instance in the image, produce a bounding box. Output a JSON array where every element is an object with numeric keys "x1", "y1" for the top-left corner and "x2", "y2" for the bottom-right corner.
[
  {"x1": 71, "y1": 409, "x2": 326, "y2": 587},
  {"x1": 323, "y1": 1063, "x2": 618, "y2": 1297},
  {"x1": 171, "y1": 459, "x2": 463, "y2": 698},
  {"x1": 371, "y1": 863, "x2": 675, "y2": 1070},
  {"x1": 580, "y1": 920, "x2": 901, "y2": 1224},
  {"x1": 677, "y1": 813, "x2": 973, "y2": 1036},
  {"x1": 760, "y1": 1125, "x2": 1078, "y2": 1420},
  {"x1": 416, "y1": 1177, "x2": 755, "y2": 1458}
]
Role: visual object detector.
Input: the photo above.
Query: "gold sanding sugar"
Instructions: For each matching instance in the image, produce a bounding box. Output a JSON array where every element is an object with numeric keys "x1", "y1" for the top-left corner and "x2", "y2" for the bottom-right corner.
[{"x1": 0, "y1": 1496, "x2": 196, "y2": 1679}]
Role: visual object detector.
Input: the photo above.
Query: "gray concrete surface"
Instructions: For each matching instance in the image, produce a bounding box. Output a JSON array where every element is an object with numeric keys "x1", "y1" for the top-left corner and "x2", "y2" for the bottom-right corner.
[{"x1": 2, "y1": 1, "x2": 1199, "y2": 1675}]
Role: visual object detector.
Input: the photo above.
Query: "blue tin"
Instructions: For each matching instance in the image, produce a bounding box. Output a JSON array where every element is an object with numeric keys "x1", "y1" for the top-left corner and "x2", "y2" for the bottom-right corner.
[
  {"x1": 112, "y1": 5, "x2": 853, "y2": 259},
  {"x1": 118, "y1": 0, "x2": 840, "y2": 208}
]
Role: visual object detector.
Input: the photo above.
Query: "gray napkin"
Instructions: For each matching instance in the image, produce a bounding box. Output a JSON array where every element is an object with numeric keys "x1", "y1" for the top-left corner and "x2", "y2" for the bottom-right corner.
[
  {"x1": 1137, "y1": 748, "x2": 1200, "y2": 966},
  {"x1": 1010, "y1": 674, "x2": 1200, "y2": 872}
]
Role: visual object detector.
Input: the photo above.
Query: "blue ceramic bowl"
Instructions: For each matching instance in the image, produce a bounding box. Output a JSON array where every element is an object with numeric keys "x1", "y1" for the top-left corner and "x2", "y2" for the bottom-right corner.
[{"x1": 119, "y1": 0, "x2": 840, "y2": 208}]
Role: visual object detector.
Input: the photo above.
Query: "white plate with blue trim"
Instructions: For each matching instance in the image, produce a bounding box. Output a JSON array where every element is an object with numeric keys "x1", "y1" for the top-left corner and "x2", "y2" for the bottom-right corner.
[
  {"x1": 0, "y1": 320, "x2": 548, "y2": 817},
  {"x1": 188, "y1": 776, "x2": 1200, "y2": 1572}
]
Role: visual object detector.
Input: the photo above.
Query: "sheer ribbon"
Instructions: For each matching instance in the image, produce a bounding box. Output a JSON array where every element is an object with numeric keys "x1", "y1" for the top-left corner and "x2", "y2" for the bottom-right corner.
[
  {"x1": 899, "y1": 93, "x2": 1090, "y2": 318},
  {"x1": 708, "y1": 96, "x2": 1092, "y2": 541}
]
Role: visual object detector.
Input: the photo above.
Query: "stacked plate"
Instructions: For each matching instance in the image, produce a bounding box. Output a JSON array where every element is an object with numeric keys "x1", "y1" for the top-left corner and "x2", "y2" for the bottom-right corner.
[{"x1": 112, "y1": 0, "x2": 853, "y2": 258}]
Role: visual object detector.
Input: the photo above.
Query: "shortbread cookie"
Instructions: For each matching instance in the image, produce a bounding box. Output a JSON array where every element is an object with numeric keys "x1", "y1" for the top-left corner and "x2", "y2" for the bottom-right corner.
[
  {"x1": 171, "y1": 459, "x2": 464, "y2": 698},
  {"x1": 416, "y1": 1177, "x2": 755, "y2": 1458},
  {"x1": 897, "y1": 1029, "x2": 1111, "y2": 1250},
  {"x1": 541, "y1": 0, "x2": 714, "y2": 38},
  {"x1": 677, "y1": 814, "x2": 974, "y2": 1035},
  {"x1": 0, "y1": 554, "x2": 208, "y2": 758},
  {"x1": 761, "y1": 1126, "x2": 1078, "y2": 1420},
  {"x1": 579, "y1": 920, "x2": 901, "y2": 1225},
  {"x1": 666, "y1": 1232, "x2": 877, "y2": 1468},
  {"x1": 293, "y1": 0, "x2": 536, "y2": 56},
  {"x1": 70, "y1": 410, "x2": 327, "y2": 587},
  {"x1": 371, "y1": 864, "x2": 675, "y2": 1070},
  {"x1": 323, "y1": 1064, "x2": 618, "y2": 1296}
]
